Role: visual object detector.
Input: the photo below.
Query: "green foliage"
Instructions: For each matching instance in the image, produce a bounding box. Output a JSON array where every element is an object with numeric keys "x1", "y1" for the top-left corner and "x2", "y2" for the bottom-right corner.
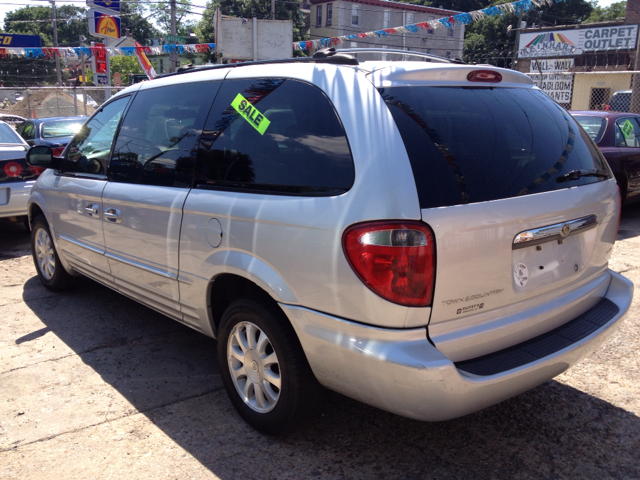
[
  {"x1": 455, "y1": 0, "x2": 594, "y2": 65},
  {"x1": 195, "y1": 0, "x2": 219, "y2": 44},
  {"x1": 150, "y1": 0, "x2": 198, "y2": 36},
  {"x1": 585, "y1": 1, "x2": 626, "y2": 23},
  {"x1": 4, "y1": 5, "x2": 88, "y2": 47},
  {"x1": 109, "y1": 55, "x2": 144, "y2": 85},
  {"x1": 119, "y1": 2, "x2": 160, "y2": 45}
]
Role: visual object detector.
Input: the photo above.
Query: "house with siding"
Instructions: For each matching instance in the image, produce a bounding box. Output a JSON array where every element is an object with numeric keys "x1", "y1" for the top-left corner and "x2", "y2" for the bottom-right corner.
[{"x1": 309, "y1": 0, "x2": 464, "y2": 61}]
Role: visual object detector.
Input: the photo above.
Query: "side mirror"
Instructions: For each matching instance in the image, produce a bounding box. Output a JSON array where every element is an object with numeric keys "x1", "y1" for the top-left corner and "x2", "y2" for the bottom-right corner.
[{"x1": 26, "y1": 145, "x2": 61, "y2": 170}]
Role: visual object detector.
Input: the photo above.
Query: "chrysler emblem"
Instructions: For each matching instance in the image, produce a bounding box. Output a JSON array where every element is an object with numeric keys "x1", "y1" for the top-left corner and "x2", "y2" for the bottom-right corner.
[{"x1": 560, "y1": 223, "x2": 571, "y2": 238}]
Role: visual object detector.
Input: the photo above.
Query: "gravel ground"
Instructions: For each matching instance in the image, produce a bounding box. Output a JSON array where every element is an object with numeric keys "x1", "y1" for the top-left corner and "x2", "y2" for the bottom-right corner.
[{"x1": 0, "y1": 204, "x2": 638, "y2": 480}]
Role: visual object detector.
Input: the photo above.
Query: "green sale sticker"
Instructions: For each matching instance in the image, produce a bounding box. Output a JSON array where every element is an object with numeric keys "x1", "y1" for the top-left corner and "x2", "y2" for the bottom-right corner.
[
  {"x1": 621, "y1": 119, "x2": 634, "y2": 138},
  {"x1": 231, "y1": 93, "x2": 271, "y2": 135}
]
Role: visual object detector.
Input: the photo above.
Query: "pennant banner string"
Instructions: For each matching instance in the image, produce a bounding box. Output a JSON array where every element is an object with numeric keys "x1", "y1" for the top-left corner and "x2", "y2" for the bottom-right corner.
[
  {"x1": 294, "y1": 0, "x2": 538, "y2": 51},
  {"x1": 0, "y1": 0, "x2": 540, "y2": 58}
]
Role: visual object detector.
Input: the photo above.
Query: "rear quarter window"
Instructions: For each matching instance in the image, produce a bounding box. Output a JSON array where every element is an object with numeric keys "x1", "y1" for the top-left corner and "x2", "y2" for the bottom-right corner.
[{"x1": 381, "y1": 86, "x2": 608, "y2": 209}]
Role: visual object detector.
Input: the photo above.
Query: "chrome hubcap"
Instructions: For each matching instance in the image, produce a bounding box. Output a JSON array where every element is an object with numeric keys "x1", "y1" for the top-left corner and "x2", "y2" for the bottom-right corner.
[
  {"x1": 227, "y1": 321, "x2": 281, "y2": 413},
  {"x1": 35, "y1": 228, "x2": 55, "y2": 280}
]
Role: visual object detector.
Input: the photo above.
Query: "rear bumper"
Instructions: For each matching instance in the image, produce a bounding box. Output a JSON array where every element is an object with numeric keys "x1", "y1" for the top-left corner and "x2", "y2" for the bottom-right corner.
[
  {"x1": 0, "y1": 180, "x2": 34, "y2": 218},
  {"x1": 282, "y1": 270, "x2": 634, "y2": 421}
]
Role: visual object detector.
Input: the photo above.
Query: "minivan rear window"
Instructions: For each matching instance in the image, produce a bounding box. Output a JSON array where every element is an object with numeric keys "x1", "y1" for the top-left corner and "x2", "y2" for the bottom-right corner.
[{"x1": 381, "y1": 87, "x2": 608, "y2": 209}]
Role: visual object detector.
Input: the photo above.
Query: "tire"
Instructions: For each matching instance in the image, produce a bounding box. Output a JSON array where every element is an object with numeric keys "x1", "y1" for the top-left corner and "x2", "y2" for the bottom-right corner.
[
  {"x1": 217, "y1": 297, "x2": 322, "y2": 435},
  {"x1": 30, "y1": 215, "x2": 75, "y2": 291}
]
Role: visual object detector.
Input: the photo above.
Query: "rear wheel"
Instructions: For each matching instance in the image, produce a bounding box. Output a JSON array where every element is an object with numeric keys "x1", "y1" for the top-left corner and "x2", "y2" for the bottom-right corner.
[
  {"x1": 217, "y1": 297, "x2": 322, "y2": 435},
  {"x1": 31, "y1": 216, "x2": 75, "y2": 291}
]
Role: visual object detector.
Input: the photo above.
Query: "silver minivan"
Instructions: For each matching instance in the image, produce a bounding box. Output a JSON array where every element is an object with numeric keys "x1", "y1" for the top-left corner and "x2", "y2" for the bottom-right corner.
[{"x1": 26, "y1": 50, "x2": 634, "y2": 435}]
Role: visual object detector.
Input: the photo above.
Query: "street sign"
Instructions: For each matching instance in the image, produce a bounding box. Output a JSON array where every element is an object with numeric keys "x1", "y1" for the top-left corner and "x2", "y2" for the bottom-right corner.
[
  {"x1": 86, "y1": 0, "x2": 120, "y2": 14},
  {"x1": 94, "y1": 74, "x2": 109, "y2": 85},
  {"x1": 88, "y1": 9, "x2": 121, "y2": 40},
  {"x1": 113, "y1": 72, "x2": 121, "y2": 86},
  {"x1": 165, "y1": 35, "x2": 186, "y2": 45},
  {"x1": 0, "y1": 33, "x2": 42, "y2": 48}
]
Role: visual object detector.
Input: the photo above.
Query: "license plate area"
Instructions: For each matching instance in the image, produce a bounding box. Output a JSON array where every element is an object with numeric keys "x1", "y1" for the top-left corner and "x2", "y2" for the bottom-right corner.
[
  {"x1": 512, "y1": 231, "x2": 595, "y2": 291},
  {"x1": 0, "y1": 187, "x2": 8, "y2": 206}
]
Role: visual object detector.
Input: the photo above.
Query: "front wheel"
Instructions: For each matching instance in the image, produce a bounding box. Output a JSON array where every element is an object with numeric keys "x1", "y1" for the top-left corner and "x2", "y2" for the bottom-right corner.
[
  {"x1": 30, "y1": 216, "x2": 75, "y2": 291},
  {"x1": 217, "y1": 297, "x2": 322, "y2": 435}
]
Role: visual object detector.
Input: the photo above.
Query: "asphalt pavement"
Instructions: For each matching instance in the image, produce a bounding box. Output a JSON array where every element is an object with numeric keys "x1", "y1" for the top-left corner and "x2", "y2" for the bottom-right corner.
[{"x1": 0, "y1": 205, "x2": 639, "y2": 480}]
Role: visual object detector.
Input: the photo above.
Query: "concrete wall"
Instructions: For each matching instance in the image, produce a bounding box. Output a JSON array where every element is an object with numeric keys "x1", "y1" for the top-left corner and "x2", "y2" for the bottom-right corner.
[{"x1": 571, "y1": 73, "x2": 632, "y2": 110}]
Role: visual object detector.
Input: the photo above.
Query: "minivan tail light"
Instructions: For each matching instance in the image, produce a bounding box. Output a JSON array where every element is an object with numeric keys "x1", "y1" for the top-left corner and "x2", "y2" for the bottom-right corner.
[
  {"x1": 467, "y1": 70, "x2": 502, "y2": 83},
  {"x1": 343, "y1": 221, "x2": 436, "y2": 307}
]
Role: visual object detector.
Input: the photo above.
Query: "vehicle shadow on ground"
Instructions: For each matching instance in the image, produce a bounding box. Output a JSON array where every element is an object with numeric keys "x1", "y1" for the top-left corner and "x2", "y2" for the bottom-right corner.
[
  {"x1": 0, "y1": 219, "x2": 30, "y2": 259},
  {"x1": 21, "y1": 276, "x2": 640, "y2": 479},
  {"x1": 618, "y1": 202, "x2": 640, "y2": 241}
]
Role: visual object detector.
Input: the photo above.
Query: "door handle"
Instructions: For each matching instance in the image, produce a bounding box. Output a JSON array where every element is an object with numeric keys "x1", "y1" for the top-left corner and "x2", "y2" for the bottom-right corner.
[
  {"x1": 104, "y1": 207, "x2": 122, "y2": 224},
  {"x1": 84, "y1": 203, "x2": 100, "y2": 218}
]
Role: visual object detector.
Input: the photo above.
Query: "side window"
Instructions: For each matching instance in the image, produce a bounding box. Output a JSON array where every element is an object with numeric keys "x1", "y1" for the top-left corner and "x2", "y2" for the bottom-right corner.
[
  {"x1": 109, "y1": 81, "x2": 220, "y2": 187},
  {"x1": 63, "y1": 96, "x2": 130, "y2": 176},
  {"x1": 615, "y1": 117, "x2": 640, "y2": 147},
  {"x1": 21, "y1": 122, "x2": 35, "y2": 140},
  {"x1": 194, "y1": 78, "x2": 355, "y2": 195}
]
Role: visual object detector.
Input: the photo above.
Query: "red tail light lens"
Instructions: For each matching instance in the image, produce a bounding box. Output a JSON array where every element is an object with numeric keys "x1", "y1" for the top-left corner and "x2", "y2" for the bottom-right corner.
[
  {"x1": 343, "y1": 221, "x2": 436, "y2": 307},
  {"x1": 467, "y1": 70, "x2": 502, "y2": 83},
  {"x1": 4, "y1": 161, "x2": 23, "y2": 177},
  {"x1": 52, "y1": 147, "x2": 64, "y2": 157}
]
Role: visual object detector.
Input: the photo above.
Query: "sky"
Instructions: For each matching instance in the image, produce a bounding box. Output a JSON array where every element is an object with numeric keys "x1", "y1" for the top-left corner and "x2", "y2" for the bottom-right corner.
[{"x1": 0, "y1": 0, "x2": 624, "y2": 36}]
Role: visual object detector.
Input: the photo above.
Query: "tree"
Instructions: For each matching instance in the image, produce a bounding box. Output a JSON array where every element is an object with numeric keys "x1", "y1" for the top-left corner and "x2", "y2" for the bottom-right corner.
[
  {"x1": 109, "y1": 56, "x2": 144, "y2": 85},
  {"x1": 195, "y1": 0, "x2": 219, "y2": 44},
  {"x1": 119, "y1": 2, "x2": 160, "y2": 45},
  {"x1": 4, "y1": 5, "x2": 89, "y2": 47},
  {"x1": 454, "y1": 0, "x2": 594, "y2": 66},
  {"x1": 585, "y1": 1, "x2": 626, "y2": 23},
  {"x1": 150, "y1": 0, "x2": 198, "y2": 37}
]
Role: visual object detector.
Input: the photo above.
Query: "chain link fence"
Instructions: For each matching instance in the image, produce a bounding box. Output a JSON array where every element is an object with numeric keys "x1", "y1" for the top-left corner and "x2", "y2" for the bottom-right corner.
[
  {"x1": 526, "y1": 70, "x2": 640, "y2": 113},
  {"x1": 0, "y1": 86, "x2": 128, "y2": 120}
]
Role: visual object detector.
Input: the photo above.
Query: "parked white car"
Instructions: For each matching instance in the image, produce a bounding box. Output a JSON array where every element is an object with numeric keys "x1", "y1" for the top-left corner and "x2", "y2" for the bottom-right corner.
[
  {"x1": 25, "y1": 49, "x2": 634, "y2": 435},
  {"x1": 0, "y1": 120, "x2": 37, "y2": 223}
]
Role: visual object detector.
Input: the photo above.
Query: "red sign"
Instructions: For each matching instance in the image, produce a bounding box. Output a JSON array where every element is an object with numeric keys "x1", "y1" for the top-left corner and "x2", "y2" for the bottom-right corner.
[{"x1": 93, "y1": 42, "x2": 107, "y2": 74}]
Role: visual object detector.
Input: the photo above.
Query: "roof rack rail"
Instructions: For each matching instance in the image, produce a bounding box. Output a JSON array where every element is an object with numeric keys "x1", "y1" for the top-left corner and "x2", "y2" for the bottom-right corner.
[
  {"x1": 157, "y1": 47, "x2": 464, "y2": 79},
  {"x1": 159, "y1": 48, "x2": 359, "y2": 79},
  {"x1": 339, "y1": 48, "x2": 465, "y2": 64}
]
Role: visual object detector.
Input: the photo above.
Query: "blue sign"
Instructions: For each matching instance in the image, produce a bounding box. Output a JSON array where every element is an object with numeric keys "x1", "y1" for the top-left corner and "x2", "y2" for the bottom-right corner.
[
  {"x1": 86, "y1": 0, "x2": 120, "y2": 13},
  {"x1": 0, "y1": 34, "x2": 42, "y2": 48}
]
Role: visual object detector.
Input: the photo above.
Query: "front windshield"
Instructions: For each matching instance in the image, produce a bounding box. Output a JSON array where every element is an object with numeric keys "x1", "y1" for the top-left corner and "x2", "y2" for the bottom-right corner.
[{"x1": 41, "y1": 119, "x2": 84, "y2": 138}]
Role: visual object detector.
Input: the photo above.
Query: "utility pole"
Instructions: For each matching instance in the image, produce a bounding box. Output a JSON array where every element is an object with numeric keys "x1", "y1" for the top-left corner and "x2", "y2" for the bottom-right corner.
[
  {"x1": 170, "y1": 0, "x2": 178, "y2": 72},
  {"x1": 50, "y1": 0, "x2": 62, "y2": 85},
  {"x1": 271, "y1": 0, "x2": 275, "y2": 20},
  {"x1": 512, "y1": 12, "x2": 523, "y2": 70}
]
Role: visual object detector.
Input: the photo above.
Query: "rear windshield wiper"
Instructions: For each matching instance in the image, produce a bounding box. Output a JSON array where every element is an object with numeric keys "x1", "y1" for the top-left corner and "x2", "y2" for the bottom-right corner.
[{"x1": 556, "y1": 169, "x2": 609, "y2": 183}]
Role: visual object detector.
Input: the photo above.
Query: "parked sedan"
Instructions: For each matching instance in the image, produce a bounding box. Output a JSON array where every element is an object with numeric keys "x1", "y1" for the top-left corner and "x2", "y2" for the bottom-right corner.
[
  {"x1": 16, "y1": 116, "x2": 85, "y2": 157},
  {"x1": 0, "y1": 113, "x2": 27, "y2": 130},
  {"x1": 0, "y1": 121, "x2": 40, "y2": 222},
  {"x1": 571, "y1": 110, "x2": 640, "y2": 204}
]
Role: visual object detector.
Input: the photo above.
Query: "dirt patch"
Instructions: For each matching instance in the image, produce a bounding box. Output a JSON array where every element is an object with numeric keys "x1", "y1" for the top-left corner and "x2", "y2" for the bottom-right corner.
[{"x1": 3, "y1": 90, "x2": 95, "y2": 119}]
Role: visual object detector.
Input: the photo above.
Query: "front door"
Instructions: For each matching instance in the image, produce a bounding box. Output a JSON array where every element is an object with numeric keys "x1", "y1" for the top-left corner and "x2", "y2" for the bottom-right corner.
[{"x1": 46, "y1": 96, "x2": 131, "y2": 284}]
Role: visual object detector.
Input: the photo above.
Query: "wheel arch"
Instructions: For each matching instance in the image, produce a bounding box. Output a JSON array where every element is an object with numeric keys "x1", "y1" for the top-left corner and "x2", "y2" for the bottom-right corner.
[{"x1": 208, "y1": 273, "x2": 291, "y2": 337}]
